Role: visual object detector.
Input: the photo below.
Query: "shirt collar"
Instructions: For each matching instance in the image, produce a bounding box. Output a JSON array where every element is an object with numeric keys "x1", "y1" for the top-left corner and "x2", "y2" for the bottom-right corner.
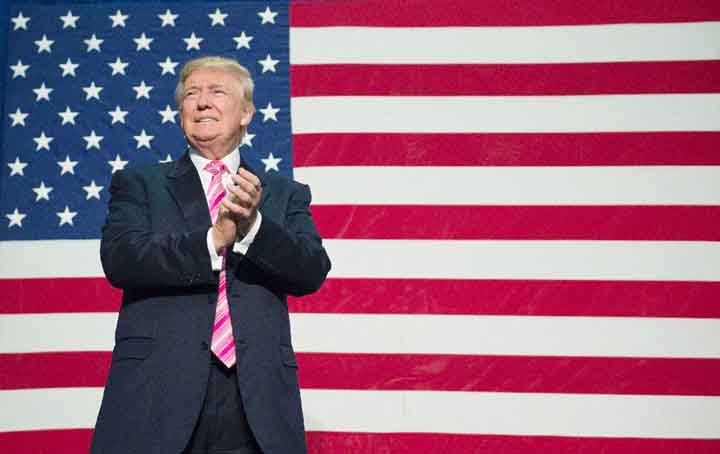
[{"x1": 189, "y1": 147, "x2": 241, "y2": 174}]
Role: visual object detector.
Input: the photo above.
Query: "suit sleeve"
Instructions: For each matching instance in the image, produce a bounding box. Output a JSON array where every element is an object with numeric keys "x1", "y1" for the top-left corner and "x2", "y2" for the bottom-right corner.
[
  {"x1": 100, "y1": 169, "x2": 217, "y2": 290},
  {"x1": 242, "y1": 181, "x2": 331, "y2": 296}
]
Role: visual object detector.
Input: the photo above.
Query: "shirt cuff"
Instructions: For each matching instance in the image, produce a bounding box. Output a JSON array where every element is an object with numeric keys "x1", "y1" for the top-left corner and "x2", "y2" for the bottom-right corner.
[
  {"x1": 207, "y1": 228, "x2": 223, "y2": 271},
  {"x1": 233, "y1": 211, "x2": 262, "y2": 255}
]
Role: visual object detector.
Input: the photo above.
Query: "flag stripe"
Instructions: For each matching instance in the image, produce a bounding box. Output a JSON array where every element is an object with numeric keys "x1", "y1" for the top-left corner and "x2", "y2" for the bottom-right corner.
[
  {"x1": 3, "y1": 352, "x2": 720, "y2": 396},
  {"x1": 290, "y1": 23, "x2": 720, "y2": 64},
  {"x1": 4, "y1": 239, "x2": 720, "y2": 281},
  {"x1": 290, "y1": 0, "x2": 720, "y2": 27},
  {"x1": 323, "y1": 239, "x2": 720, "y2": 281},
  {"x1": 3, "y1": 387, "x2": 720, "y2": 438},
  {"x1": 305, "y1": 432, "x2": 720, "y2": 454},
  {"x1": 296, "y1": 167, "x2": 720, "y2": 205},
  {"x1": 290, "y1": 279, "x2": 720, "y2": 318},
  {"x1": 291, "y1": 95, "x2": 720, "y2": 133},
  {"x1": 293, "y1": 132, "x2": 720, "y2": 166},
  {"x1": 312, "y1": 206, "x2": 720, "y2": 240},
  {"x1": 4, "y1": 312, "x2": 720, "y2": 358},
  {"x1": 4, "y1": 430, "x2": 720, "y2": 454},
  {"x1": 291, "y1": 61, "x2": 720, "y2": 97},
  {"x1": 4, "y1": 277, "x2": 720, "y2": 319}
]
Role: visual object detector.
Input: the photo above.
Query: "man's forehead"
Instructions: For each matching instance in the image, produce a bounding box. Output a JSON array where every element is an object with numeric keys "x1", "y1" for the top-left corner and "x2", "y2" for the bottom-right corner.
[{"x1": 185, "y1": 69, "x2": 233, "y2": 86}]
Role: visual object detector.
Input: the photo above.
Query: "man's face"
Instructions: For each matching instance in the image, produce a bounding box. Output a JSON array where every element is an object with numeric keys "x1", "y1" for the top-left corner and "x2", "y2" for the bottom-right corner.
[{"x1": 180, "y1": 68, "x2": 254, "y2": 159}]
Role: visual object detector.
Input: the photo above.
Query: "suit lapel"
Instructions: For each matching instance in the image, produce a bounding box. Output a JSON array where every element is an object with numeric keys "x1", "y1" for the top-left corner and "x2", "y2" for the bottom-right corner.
[{"x1": 167, "y1": 153, "x2": 212, "y2": 229}]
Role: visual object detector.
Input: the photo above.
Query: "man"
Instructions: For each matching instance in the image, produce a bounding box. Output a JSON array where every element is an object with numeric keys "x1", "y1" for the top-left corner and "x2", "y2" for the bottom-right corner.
[{"x1": 91, "y1": 56, "x2": 331, "y2": 454}]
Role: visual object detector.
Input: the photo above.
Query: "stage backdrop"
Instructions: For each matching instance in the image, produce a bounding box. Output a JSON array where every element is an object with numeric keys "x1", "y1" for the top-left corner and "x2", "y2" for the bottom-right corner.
[{"x1": 1, "y1": 0, "x2": 720, "y2": 452}]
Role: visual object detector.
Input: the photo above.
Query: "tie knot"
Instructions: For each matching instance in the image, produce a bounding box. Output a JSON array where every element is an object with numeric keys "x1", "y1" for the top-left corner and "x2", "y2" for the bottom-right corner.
[{"x1": 205, "y1": 160, "x2": 227, "y2": 176}]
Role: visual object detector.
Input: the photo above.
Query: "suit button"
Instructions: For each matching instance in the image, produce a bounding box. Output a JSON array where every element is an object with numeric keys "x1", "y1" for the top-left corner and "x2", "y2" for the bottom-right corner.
[{"x1": 201, "y1": 341, "x2": 209, "y2": 350}]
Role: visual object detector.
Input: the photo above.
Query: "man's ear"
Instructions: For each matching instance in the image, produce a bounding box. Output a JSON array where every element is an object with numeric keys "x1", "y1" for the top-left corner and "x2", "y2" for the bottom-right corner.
[{"x1": 241, "y1": 104, "x2": 255, "y2": 127}]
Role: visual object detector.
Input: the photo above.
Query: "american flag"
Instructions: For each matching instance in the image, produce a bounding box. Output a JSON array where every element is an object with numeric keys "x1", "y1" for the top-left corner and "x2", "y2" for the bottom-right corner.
[{"x1": 2, "y1": 0, "x2": 720, "y2": 452}]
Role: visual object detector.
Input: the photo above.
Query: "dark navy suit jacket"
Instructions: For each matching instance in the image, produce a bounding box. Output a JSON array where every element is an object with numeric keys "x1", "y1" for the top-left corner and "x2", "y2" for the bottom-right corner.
[{"x1": 91, "y1": 153, "x2": 331, "y2": 454}]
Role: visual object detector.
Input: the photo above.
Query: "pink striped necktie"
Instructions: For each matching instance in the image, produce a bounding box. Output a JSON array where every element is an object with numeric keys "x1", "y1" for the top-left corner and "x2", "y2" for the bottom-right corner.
[{"x1": 205, "y1": 160, "x2": 236, "y2": 368}]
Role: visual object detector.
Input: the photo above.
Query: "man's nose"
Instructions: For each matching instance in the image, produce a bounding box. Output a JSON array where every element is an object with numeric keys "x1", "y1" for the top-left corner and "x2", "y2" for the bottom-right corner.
[{"x1": 196, "y1": 90, "x2": 210, "y2": 108}]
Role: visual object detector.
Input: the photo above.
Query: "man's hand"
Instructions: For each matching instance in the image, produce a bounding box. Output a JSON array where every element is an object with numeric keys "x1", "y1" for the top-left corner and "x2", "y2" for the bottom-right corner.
[{"x1": 211, "y1": 168, "x2": 262, "y2": 252}]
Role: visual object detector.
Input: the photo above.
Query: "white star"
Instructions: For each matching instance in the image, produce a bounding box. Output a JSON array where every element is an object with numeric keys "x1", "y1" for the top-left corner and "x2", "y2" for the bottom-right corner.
[
  {"x1": 158, "y1": 9, "x2": 178, "y2": 27},
  {"x1": 108, "y1": 57, "x2": 129, "y2": 76},
  {"x1": 159, "y1": 154, "x2": 173, "y2": 163},
  {"x1": 82, "y1": 81, "x2": 103, "y2": 101},
  {"x1": 84, "y1": 34, "x2": 103, "y2": 52},
  {"x1": 134, "y1": 129, "x2": 154, "y2": 149},
  {"x1": 108, "y1": 106, "x2": 129, "y2": 125},
  {"x1": 35, "y1": 34, "x2": 54, "y2": 53},
  {"x1": 59, "y1": 10, "x2": 79, "y2": 29},
  {"x1": 133, "y1": 32, "x2": 153, "y2": 51},
  {"x1": 11, "y1": 12, "x2": 30, "y2": 31},
  {"x1": 109, "y1": 9, "x2": 129, "y2": 28},
  {"x1": 183, "y1": 32, "x2": 203, "y2": 51},
  {"x1": 261, "y1": 152, "x2": 282, "y2": 172},
  {"x1": 83, "y1": 130, "x2": 104, "y2": 150},
  {"x1": 233, "y1": 31, "x2": 253, "y2": 49},
  {"x1": 58, "y1": 156, "x2": 78, "y2": 175},
  {"x1": 108, "y1": 154, "x2": 128, "y2": 173},
  {"x1": 33, "y1": 82, "x2": 53, "y2": 101},
  {"x1": 132, "y1": 80, "x2": 153, "y2": 99},
  {"x1": 258, "y1": 54, "x2": 279, "y2": 73},
  {"x1": 259, "y1": 102, "x2": 280, "y2": 122},
  {"x1": 32, "y1": 181, "x2": 53, "y2": 201},
  {"x1": 59, "y1": 58, "x2": 79, "y2": 77},
  {"x1": 241, "y1": 132, "x2": 255, "y2": 147},
  {"x1": 258, "y1": 6, "x2": 278, "y2": 24},
  {"x1": 33, "y1": 131, "x2": 53, "y2": 151},
  {"x1": 10, "y1": 60, "x2": 30, "y2": 78},
  {"x1": 158, "y1": 105, "x2": 178, "y2": 124},
  {"x1": 83, "y1": 180, "x2": 104, "y2": 200},
  {"x1": 158, "y1": 57, "x2": 179, "y2": 75},
  {"x1": 209, "y1": 8, "x2": 228, "y2": 26},
  {"x1": 8, "y1": 157, "x2": 28, "y2": 176},
  {"x1": 57, "y1": 206, "x2": 77, "y2": 226},
  {"x1": 9, "y1": 108, "x2": 28, "y2": 127},
  {"x1": 6, "y1": 208, "x2": 27, "y2": 228},
  {"x1": 58, "y1": 106, "x2": 79, "y2": 125}
]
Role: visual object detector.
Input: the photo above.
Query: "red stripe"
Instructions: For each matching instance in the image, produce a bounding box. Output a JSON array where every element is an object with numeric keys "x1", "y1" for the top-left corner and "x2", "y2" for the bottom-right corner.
[
  {"x1": 0, "y1": 352, "x2": 110, "y2": 390},
  {"x1": 0, "y1": 278, "x2": 121, "y2": 314},
  {"x1": 293, "y1": 132, "x2": 720, "y2": 167},
  {"x1": 290, "y1": 278, "x2": 720, "y2": 318},
  {"x1": 312, "y1": 205, "x2": 720, "y2": 241},
  {"x1": 3, "y1": 430, "x2": 718, "y2": 454},
  {"x1": 291, "y1": 0, "x2": 720, "y2": 26},
  {"x1": 0, "y1": 430, "x2": 93, "y2": 454},
  {"x1": 306, "y1": 432, "x2": 720, "y2": 454},
  {"x1": 4, "y1": 352, "x2": 719, "y2": 396},
  {"x1": 292, "y1": 62, "x2": 720, "y2": 97},
  {"x1": 297, "y1": 353, "x2": 720, "y2": 396},
  {"x1": 3, "y1": 277, "x2": 719, "y2": 318}
]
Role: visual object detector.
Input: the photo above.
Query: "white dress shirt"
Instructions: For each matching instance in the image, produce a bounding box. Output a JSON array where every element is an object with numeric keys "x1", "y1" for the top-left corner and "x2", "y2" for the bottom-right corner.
[{"x1": 189, "y1": 147, "x2": 262, "y2": 271}]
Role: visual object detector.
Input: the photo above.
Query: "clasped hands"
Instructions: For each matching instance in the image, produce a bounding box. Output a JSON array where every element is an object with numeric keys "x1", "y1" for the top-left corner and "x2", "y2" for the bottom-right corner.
[{"x1": 211, "y1": 168, "x2": 262, "y2": 252}]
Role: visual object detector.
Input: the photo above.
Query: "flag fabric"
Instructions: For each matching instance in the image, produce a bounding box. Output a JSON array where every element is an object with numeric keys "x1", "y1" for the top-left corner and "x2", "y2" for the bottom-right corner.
[{"x1": 2, "y1": 0, "x2": 720, "y2": 453}]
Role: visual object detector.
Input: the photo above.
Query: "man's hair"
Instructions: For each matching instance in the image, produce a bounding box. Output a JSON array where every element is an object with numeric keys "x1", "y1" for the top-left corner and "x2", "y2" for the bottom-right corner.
[{"x1": 175, "y1": 56, "x2": 254, "y2": 109}]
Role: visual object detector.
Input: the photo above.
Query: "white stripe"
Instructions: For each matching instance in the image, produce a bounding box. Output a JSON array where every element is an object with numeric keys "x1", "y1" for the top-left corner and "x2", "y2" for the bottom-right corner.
[
  {"x1": 291, "y1": 95, "x2": 720, "y2": 133},
  {"x1": 323, "y1": 239, "x2": 720, "y2": 281},
  {"x1": 295, "y1": 166, "x2": 720, "y2": 205},
  {"x1": 290, "y1": 313, "x2": 720, "y2": 358},
  {"x1": 3, "y1": 312, "x2": 720, "y2": 358},
  {"x1": 2, "y1": 387, "x2": 719, "y2": 438},
  {"x1": 302, "y1": 390, "x2": 720, "y2": 438},
  {"x1": 0, "y1": 313, "x2": 117, "y2": 353},
  {"x1": 0, "y1": 240, "x2": 102, "y2": 278},
  {"x1": 2, "y1": 238, "x2": 720, "y2": 281},
  {"x1": 290, "y1": 22, "x2": 720, "y2": 64},
  {"x1": 0, "y1": 388, "x2": 103, "y2": 432}
]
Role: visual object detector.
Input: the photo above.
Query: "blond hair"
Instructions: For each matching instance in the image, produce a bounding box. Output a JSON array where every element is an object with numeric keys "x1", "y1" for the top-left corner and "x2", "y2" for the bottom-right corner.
[{"x1": 175, "y1": 56, "x2": 254, "y2": 109}]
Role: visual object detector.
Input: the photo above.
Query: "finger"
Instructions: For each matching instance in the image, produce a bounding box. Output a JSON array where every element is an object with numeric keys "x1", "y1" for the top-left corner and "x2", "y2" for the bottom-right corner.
[
  {"x1": 225, "y1": 183, "x2": 254, "y2": 208},
  {"x1": 237, "y1": 168, "x2": 261, "y2": 188},
  {"x1": 221, "y1": 197, "x2": 253, "y2": 219},
  {"x1": 229, "y1": 175, "x2": 258, "y2": 199}
]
